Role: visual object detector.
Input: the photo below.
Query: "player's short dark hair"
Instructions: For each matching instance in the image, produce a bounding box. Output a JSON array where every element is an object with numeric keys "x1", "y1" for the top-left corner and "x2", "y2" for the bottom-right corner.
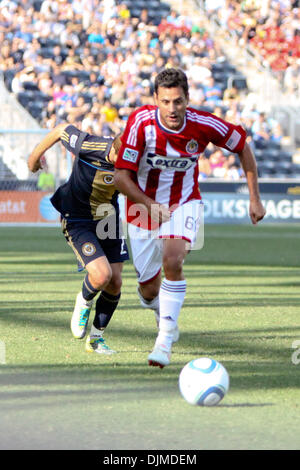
[{"x1": 154, "y1": 68, "x2": 189, "y2": 97}]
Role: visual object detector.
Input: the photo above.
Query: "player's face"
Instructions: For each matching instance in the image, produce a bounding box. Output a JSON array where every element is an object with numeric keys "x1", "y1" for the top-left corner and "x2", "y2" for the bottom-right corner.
[{"x1": 154, "y1": 86, "x2": 189, "y2": 131}]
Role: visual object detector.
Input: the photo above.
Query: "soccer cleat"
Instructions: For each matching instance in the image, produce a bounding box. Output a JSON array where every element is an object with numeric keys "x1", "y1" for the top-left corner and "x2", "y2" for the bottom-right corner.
[
  {"x1": 85, "y1": 335, "x2": 116, "y2": 355},
  {"x1": 148, "y1": 344, "x2": 171, "y2": 368},
  {"x1": 71, "y1": 292, "x2": 93, "y2": 339}
]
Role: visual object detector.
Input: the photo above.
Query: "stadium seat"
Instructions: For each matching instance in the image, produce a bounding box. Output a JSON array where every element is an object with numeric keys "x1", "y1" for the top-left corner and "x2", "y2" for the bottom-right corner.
[
  {"x1": 227, "y1": 75, "x2": 248, "y2": 90},
  {"x1": 134, "y1": 0, "x2": 148, "y2": 8},
  {"x1": 254, "y1": 148, "x2": 264, "y2": 158},
  {"x1": 33, "y1": 0, "x2": 43, "y2": 12},
  {"x1": 129, "y1": 8, "x2": 142, "y2": 18},
  {"x1": 266, "y1": 140, "x2": 281, "y2": 150},
  {"x1": 159, "y1": 2, "x2": 171, "y2": 12},
  {"x1": 79, "y1": 92, "x2": 94, "y2": 104},
  {"x1": 273, "y1": 172, "x2": 292, "y2": 179},
  {"x1": 278, "y1": 151, "x2": 293, "y2": 162},
  {"x1": 34, "y1": 91, "x2": 52, "y2": 102},
  {"x1": 17, "y1": 91, "x2": 35, "y2": 107},
  {"x1": 149, "y1": 14, "x2": 164, "y2": 26},
  {"x1": 22, "y1": 81, "x2": 39, "y2": 91},
  {"x1": 212, "y1": 71, "x2": 230, "y2": 84},
  {"x1": 27, "y1": 101, "x2": 44, "y2": 120},
  {"x1": 255, "y1": 154, "x2": 264, "y2": 164},
  {"x1": 38, "y1": 37, "x2": 61, "y2": 48},
  {"x1": 263, "y1": 149, "x2": 281, "y2": 161},
  {"x1": 3, "y1": 69, "x2": 15, "y2": 91},
  {"x1": 254, "y1": 139, "x2": 269, "y2": 150},
  {"x1": 258, "y1": 161, "x2": 276, "y2": 176},
  {"x1": 38, "y1": 47, "x2": 55, "y2": 59},
  {"x1": 259, "y1": 169, "x2": 276, "y2": 178},
  {"x1": 277, "y1": 160, "x2": 293, "y2": 170},
  {"x1": 212, "y1": 63, "x2": 225, "y2": 73}
]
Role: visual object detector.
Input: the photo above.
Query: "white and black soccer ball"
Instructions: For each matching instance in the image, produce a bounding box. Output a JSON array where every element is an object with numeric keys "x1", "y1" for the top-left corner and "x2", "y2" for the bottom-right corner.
[{"x1": 179, "y1": 357, "x2": 229, "y2": 406}]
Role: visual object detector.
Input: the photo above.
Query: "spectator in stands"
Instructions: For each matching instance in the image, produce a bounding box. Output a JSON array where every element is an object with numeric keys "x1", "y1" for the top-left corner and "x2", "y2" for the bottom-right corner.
[
  {"x1": 65, "y1": 94, "x2": 91, "y2": 122},
  {"x1": 224, "y1": 153, "x2": 244, "y2": 180},
  {"x1": 37, "y1": 156, "x2": 55, "y2": 191},
  {"x1": 283, "y1": 57, "x2": 300, "y2": 94},
  {"x1": 251, "y1": 111, "x2": 272, "y2": 143},
  {"x1": 222, "y1": 84, "x2": 240, "y2": 106},
  {"x1": 203, "y1": 76, "x2": 223, "y2": 105},
  {"x1": 1, "y1": 0, "x2": 284, "y2": 184},
  {"x1": 198, "y1": 154, "x2": 212, "y2": 180},
  {"x1": 188, "y1": 81, "x2": 206, "y2": 107},
  {"x1": 208, "y1": 148, "x2": 227, "y2": 177},
  {"x1": 186, "y1": 56, "x2": 212, "y2": 86},
  {"x1": 99, "y1": 99, "x2": 122, "y2": 135}
]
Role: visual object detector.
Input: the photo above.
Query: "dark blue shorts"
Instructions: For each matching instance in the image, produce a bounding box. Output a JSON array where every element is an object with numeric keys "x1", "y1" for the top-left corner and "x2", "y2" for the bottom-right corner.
[{"x1": 62, "y1": 218, "x2": 129, "y2": 267}]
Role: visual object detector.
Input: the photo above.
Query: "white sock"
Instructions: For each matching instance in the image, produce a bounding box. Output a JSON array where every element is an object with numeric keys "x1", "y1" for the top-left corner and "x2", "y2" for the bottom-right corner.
[
  {"x1": 90, "y1": 325, "x2": 104, "y2": 338},
  {"x1": 156, "y1": 279, "x2": 186, "y2": 349}
]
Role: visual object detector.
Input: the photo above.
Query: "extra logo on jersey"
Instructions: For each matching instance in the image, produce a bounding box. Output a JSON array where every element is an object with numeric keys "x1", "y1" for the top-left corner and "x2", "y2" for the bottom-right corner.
[{"x1": 146, "y1": 153, "x2": 197, "y2": 171}]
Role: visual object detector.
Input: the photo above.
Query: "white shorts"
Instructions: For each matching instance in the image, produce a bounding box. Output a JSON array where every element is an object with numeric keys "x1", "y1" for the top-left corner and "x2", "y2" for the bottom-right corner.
[{"x1": 128, "y1": 200, "x2": 203, "y2": 284}]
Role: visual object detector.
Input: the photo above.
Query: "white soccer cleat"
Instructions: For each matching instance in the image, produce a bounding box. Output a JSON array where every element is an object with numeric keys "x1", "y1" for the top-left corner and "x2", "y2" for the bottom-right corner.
[
  {"x1": 85, "y1": 335, "x2": 116, "y2": 355},
  {"x1": 148, "y1": 344, "x2": 171, "y2": 368},
  {"x1": 71, "y1": 292, "x2": 93, "y2": 339}
]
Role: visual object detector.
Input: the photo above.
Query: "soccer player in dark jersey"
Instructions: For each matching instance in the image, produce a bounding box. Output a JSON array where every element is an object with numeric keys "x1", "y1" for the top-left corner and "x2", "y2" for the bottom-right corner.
[{"x1": 28, "y1": 123, "x2": 129, "y2": 355}]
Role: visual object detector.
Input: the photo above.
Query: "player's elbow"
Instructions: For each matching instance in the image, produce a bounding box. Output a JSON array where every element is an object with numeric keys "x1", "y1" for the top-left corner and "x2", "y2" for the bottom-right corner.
[{"x1": 113, "y1": 169, "x2": 126, "y2": 192}]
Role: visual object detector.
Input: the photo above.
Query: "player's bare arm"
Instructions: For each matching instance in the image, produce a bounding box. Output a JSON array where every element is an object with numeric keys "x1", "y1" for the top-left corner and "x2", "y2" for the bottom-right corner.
[
  {"x1": 238, "y1": 141, "x2": 266, "y2": 225},
  {"x1": 27, "y1": 123, "x2": 69, "y2": 173},
  {"x1": 114, "y1": 168, "x2": 171, "y2": 223}
]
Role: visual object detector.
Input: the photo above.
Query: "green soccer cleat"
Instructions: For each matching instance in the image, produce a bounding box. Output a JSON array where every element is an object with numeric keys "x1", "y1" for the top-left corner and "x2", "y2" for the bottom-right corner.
[
  {"x1": 71, "y1": 292, "x2": 93, "y2": 339},
  {"x1": 85, "y1": 335, "x2": 116, "y2": 355}
]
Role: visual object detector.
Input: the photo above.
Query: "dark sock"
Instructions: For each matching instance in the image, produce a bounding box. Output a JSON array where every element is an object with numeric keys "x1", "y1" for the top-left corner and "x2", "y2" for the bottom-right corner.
[
  {"x1": 93, "y1": 291, "x2": 121, "y2": 329},
  {"x1": 82, "y1": 274, "x2": 99, "y2": 301}
]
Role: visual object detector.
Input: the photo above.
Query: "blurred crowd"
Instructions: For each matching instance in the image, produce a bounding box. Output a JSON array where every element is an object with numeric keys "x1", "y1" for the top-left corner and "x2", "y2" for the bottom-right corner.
[
  {"x1": 0, "y1": 0, "x2": 292, "y2": 180},
  {"x1": 205, "y1": 0, "x2": 300, "y2": 90}
]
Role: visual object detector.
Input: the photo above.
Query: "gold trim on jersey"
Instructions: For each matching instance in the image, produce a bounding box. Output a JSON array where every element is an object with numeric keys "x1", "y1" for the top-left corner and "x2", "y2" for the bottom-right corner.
[
  {"x1": 81, "y1": 142, "x2": 108, "y2": 150},
  {"x1": 89, "y1": 170, "x2": 117, "y2": 220},
  {"x1": 61, "y1": 218, "x2": 86, "y2": 267},
  {"x1": 61, "y1": 131, "x2": 70, "y2": 143}
]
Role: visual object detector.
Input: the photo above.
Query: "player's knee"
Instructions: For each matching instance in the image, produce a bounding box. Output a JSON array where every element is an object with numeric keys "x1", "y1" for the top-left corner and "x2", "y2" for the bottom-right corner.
[
  {"x1": 139, "y1": 282, "x2": 159, "y2": 301},
  {"x1": 89, "y1": 266, "x2": 112, "y2": 290},
  {"x1": 163, "y1": 253, "x2": 184, "y2": 279},
  {"x1": 106, "y1": 273, "x2": 122, "y2": 295}
]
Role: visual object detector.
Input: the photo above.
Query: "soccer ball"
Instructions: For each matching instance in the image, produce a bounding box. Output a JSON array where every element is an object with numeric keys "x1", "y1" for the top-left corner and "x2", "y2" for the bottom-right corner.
[{"x1": 179, "y1": 357, "x2": 229, "y2": 406}]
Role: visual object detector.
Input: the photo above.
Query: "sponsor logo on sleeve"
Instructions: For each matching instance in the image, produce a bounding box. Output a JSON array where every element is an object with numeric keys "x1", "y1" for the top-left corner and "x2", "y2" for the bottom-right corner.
[
  {"x1": 123, "y1": 147, "x2": 139, "y2": 163},
  {"x1": 70, "y1": 134, "x2": 78, "y2": 148}
]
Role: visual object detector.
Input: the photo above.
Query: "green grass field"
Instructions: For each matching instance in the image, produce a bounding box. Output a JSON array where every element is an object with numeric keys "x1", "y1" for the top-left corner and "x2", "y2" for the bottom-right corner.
[{"x1": 0, "y1": 224, "x2": 300, "y2": 450}]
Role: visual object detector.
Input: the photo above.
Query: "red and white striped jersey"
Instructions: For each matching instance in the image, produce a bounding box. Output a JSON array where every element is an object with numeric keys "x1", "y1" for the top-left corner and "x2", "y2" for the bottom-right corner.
[{"x1": 115, "y1": 105, "x2": 246, "y2": 227}]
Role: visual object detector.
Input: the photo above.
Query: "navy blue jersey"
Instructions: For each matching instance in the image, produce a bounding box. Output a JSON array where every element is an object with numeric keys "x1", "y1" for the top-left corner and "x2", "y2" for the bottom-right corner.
[{"x1": 51, "y1": 125, "x2": 119, "y2": 221}]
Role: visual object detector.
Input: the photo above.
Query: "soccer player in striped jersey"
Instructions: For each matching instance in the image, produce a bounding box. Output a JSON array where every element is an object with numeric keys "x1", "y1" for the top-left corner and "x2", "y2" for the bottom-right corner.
[
  {"x1": 114, "y1": 67, "x2": 266, "y2": 368},
  {"x1": 28, "y1": 123, "x2": 129, "y2": 355}
]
